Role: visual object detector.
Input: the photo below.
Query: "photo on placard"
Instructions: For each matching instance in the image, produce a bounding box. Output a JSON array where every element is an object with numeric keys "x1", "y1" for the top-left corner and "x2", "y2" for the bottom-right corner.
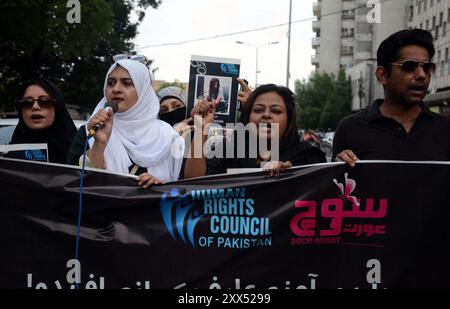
[
  {"x1": 194, "y1": 75, "x2": 232, "y2": 116},
  {"x1": 187, "y1": 55, "x2": 241, "y2": 126}
]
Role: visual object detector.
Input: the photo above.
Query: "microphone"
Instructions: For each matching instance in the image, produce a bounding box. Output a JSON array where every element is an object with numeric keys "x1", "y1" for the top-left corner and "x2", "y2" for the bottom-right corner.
[{"x1": 88, "y1": 101, "x2": 119, "y2": 138}]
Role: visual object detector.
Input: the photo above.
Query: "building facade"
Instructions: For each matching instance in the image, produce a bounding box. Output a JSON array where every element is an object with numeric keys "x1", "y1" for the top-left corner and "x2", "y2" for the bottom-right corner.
[{"x1": 413, "y1": 0, "x2": 450, "y2": 116}]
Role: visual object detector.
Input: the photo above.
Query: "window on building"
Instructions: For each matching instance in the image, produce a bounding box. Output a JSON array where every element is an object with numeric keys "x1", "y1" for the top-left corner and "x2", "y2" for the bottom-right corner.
[
  {"x1": 445, "y1": 48, "x2": 449, "y2": 75},
  {"x1": 444, "y1": 21, "x2": 447, "y2": 36},
  {"x1": 432, "y1": 16, "x2": 436, "y2": 29},
  {"x1": 424, "y1": 0, "x2": 427, "y2": 11},
  {"x1": 445, "y1": 48, "x2": 450, "y2": 75},
  {"x1": 438, "y1": 50, "x2": 442, "y2": 76},
  {"x1": 440, "y1": 12, "x2": 443, "y2": 26},
  {"x1": 430, "y1": 0, "x2": 433, "y2": 7},
  {"x1": 426, "y1": 19, "x2": 429, "y2": 30},
  {"x1": 342, "y1": 28, "x2": 354, "y2": 37}
]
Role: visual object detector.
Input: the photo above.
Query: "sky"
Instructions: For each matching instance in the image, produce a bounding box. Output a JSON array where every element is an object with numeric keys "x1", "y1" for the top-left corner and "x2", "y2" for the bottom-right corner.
[{"x1": 134, "y1": 0, "x2": 315, "y2": 90}]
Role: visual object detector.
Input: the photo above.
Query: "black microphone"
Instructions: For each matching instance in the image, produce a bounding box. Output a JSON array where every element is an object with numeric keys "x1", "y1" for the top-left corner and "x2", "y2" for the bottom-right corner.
[{"x1": 88, "y1": 101, "x2": 119, "y2": 138}]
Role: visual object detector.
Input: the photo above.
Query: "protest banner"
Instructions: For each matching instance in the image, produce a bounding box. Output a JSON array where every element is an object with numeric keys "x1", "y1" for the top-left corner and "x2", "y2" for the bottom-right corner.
[{"x1": 0, "y1": 158, "x2": 449, "y2": 289}]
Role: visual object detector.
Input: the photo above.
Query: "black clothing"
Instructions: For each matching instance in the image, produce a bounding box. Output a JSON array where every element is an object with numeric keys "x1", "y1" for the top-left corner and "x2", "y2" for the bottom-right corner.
[
  {"x1": 10, "y1": 79, "x2": 77, "y2": 164},
  {"x1": 332, "y1": 99, "x2": 450, "y2": 161},
  {"x1": 159, "y1": 106, "x2": 187, "y2": 126},
  {"x1": 67, "y1": 125, "x2": 88, "y2": 166},
  {"x1": 206, "y1": 130, "x2": 326, "y2": 175}
]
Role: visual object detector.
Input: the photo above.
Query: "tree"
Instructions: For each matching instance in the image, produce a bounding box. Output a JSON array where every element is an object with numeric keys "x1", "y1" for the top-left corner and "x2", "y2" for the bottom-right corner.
[
  {"x1": 295, "y1": 69, "x2": 352, "y2": 131},
  {"x1": 0, "y1": 0, "x2": 161, "y2": 114}
]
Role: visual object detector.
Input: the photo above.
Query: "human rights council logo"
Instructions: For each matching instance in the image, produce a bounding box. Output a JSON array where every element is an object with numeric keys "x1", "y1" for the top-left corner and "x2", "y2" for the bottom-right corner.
[
  {"x1": 161, "y1": 188, "x2": 271, "y2": 249},
  {"x1": 220, "y1": 63, "x2": 239, "y2": 76},
  {"x1": 160, "y1": 189, "x2": 203, "y2": 247}
]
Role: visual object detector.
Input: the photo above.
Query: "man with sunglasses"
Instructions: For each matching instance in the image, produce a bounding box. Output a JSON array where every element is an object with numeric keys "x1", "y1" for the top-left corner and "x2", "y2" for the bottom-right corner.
[{"x1": 333, "y1": 29, "x2": 450, "y2": 165}]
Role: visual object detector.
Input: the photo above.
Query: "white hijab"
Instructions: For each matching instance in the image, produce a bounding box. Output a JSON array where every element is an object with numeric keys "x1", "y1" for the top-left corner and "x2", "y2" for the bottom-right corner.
[{"x1": 88, "y1": 59, "x2": 184, "y2": 182}]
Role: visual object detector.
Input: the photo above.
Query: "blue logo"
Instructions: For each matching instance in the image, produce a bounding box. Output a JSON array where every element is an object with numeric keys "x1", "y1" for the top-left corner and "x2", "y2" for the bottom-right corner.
[
  {"x1": 25, "y1": 150, "x2": 46, "y2": 162},
  {"x1": 160, "y1": 189, "x2": 203, "y2": 247},
  {"x1": 25, "y1": 150, "x2": 35, "y2": 160},
  {"x1": 220, "y1": 64, "x2": 239, "y2": 76}
]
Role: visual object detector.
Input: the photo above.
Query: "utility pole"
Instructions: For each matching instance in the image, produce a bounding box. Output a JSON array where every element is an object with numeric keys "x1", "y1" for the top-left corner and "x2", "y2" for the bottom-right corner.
[
  {"x1": 255, "y1": 47, "x2": 259, "y2": 87},
  {"x1": 286, "y1": 0, "x2": 293, "y2": 87}
]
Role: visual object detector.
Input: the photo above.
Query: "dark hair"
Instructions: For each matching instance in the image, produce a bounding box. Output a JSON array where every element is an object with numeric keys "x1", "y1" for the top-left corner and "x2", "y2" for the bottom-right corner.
[
  {"x1": 377, "y1": 29, "x2": 435, "y2": 75},
  {"x1": 242, "y1": 84, "x2": 298, "y2": 144},
  {"x1": 208, "y1": 78, "x2": 220, "y2": 100},
  {"x1": 11, "y1": 79, "x2": 77, "y2": 164},
  {"x1": 16, "y1": 78, "x2": 64, "y2": 111}
]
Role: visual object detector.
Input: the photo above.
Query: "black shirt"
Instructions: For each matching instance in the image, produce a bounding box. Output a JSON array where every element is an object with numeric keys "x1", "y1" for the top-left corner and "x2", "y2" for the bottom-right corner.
[{"x1": 332, "y1": 99, "x2": 450, "y2": 161}]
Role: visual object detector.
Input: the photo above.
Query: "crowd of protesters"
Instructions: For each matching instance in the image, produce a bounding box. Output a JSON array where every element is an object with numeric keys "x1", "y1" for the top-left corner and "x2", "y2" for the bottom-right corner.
[{"x1": 4, "y1": 29, "x2": 450, "y2": 187}]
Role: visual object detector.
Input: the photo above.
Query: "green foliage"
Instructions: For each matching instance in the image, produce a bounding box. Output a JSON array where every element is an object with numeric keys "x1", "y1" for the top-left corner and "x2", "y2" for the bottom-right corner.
[
  {"x1": 295, "y1": 69, "x2": 352, "y2": 131},
  {"x1": 0, "y1": 0, "x2": 160, "y2": 113}
]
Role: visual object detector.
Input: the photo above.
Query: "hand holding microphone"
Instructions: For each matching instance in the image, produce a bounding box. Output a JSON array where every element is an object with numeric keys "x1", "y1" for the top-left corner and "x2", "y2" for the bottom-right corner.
[{"x1": 87, "y1": 101, "x2": 119, "y2": 139}]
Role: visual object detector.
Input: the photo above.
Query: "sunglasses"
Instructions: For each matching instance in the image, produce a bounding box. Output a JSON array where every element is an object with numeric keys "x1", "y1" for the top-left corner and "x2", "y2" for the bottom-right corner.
[
  {"x1": 390, "y1": 59, "x2": 436, "y2": 75},
  {"x1": 113, "y1": 54, "x2": 147, "y2": 64},
  {"x1": 17, "y1": 97, "x2": 55, "y2": 109}
]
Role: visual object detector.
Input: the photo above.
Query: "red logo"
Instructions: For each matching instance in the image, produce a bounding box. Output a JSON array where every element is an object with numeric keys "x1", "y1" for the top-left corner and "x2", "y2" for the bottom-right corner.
[{"x1": 290, "y1": 173, "x2": 387, "y2": 246}]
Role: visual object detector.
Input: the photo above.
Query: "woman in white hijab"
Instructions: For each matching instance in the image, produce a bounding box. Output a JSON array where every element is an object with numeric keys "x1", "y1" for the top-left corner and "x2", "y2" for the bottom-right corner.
[{"x1": 86, "y1": 59, "x2": 184, "y2": 187}]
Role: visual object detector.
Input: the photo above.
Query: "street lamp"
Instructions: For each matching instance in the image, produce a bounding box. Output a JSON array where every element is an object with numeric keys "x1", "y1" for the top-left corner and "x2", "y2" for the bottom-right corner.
[
  {"x1": 151, "y1": 67, "x2": 159, "y2": 83},
  {"x1": 235, "y1": 40, "x2": 279, "y2": 87}
]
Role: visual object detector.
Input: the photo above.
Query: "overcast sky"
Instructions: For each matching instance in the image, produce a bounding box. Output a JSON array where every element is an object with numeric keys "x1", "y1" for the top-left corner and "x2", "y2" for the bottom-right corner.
[{"x1": 134, "y1": 0, "x2": 315, "y2": 90}]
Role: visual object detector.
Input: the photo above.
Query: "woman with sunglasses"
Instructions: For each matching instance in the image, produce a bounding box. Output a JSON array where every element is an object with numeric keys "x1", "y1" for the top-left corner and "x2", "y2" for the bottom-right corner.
[
  {"x1": 9, "y1": 79, "x2": 77, "y2": 164},
  {"x1": 67, "y1": 58, "x2": 184, "y2": 187}
]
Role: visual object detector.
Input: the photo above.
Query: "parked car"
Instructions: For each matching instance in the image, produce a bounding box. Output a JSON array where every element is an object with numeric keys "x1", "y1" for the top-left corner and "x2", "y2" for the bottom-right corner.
[
  {"x1": 0, "y1": 119, "x2": 19, "y2": 145},
  {"x1": 0, "y1": 119, "x2": 85, "y2": 145}
]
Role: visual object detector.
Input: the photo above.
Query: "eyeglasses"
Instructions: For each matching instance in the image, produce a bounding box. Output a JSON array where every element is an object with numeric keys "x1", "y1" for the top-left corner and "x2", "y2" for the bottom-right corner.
[
  {"x1": 390, "y1": 59, "x2": 436, "y2": 75},
  {"x1": 16, "y1": 97, "x2": 55, "y2": 110},
  {"x1": 113, "y1": 54, "x2": 147, "y2": 64}
]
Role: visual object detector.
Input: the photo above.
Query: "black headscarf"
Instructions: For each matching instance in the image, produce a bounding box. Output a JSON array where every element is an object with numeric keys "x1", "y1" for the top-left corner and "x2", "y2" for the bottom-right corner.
[{"x1": 10, "y1": 79, "x2": 77, "y2": 164}]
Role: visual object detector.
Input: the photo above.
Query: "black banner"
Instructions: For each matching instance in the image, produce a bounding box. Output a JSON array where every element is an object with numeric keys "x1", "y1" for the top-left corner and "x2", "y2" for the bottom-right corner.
[{"x1": 0, "y1": 158, "x2": 449, "y2": 289}]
